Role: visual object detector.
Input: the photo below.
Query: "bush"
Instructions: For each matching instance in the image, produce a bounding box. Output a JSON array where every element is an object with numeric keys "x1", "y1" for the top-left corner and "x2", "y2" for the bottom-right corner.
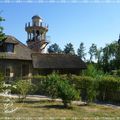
[
  {"x1": 69, "y1": 75, "x2": 98, "y2": 103},
  {"x1": 44, "y1": 73, "x2": 80, "y2": 108},
  {"x1": 0, "y1": 72, "x2": 4, "y2": 92},
  {"x1": 31, "y1": 75, "x2": 46, "y2": 95},
  {"x1": 97, "y1": 76, "x2": 120, "y2": 102},
  {"x1": 30, "y1": 73, "x2": 120, "y2": 104},
  {"x1": 13, "y1": 79, "x2": 37, "y2": 101},
  {"x1": 82, "y1": 64, "x2": 104, "y2": 78}
]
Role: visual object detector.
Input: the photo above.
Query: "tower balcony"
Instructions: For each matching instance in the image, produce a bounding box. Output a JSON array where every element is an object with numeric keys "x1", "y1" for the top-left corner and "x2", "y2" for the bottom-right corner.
[
  {"x1": 25, "y1": 22, "x2": 48, "y2": 32},
  {"x1": 27, "y1": 36, "x2": 50, "y2": 43}
]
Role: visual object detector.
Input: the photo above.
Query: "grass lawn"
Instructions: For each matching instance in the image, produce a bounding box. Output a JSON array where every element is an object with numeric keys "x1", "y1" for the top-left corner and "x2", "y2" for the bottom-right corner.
[{"x1": 0, "y1": 97, "x2": 120, "y2": 120}]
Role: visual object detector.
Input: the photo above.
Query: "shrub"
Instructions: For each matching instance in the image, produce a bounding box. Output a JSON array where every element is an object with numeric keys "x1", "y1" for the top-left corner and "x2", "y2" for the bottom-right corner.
[
  {"x1": 44, "y1": 73, "x2": 80, "y2": 108},
  {"x1": 69, "y1": 75, "x2": 98, "y2": 103},
  {"x1": 31, "y1": 75, "x2": 46, "y2": 95},
  {"x1": 13, "y1": 80, "x2": 37, "y2": 101},
  {"x1": 97, "y1": 76, "x2": 120, "y2": 102},
  {"x1": 0, "y1": 72, "x2": 4, "y2": 92},
  {"x1": 82, "y1": 64, "x2": 104, "y2": 78}
]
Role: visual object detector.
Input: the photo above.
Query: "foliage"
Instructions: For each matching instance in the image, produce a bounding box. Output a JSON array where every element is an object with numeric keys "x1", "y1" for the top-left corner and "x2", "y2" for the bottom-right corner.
[
  {"x1": 97, "y1": 76, "x2": 120, "y2": 102},
  {"x1": 82, "y1": 64, "x2": 104, "y2": 78},
  {"x1": 31, "y1": 73, "x2": 120, "y2": 104},
  {"x1": 0, "y1": 16, "x2": 6, "y2": 41},
  {"x1": 68, "y1": 75, "x2": 98, "y2": 103},
  {"x1": 101, "y1": 41, "x2": 120, "y2": 73},
  {"x1": 0, "y1": 72, "x2": 4, "y2": 92},
  {"x1": 88, "y1": 43, "x2": 97, "y2": 62},
  {"x1": 77, "y1": 42, "x2": 86, "y2": 61},
  {"x1": 63, "y1": 43, "x2": 75, "y2": 55},
  {"x1": 13, "y1": 80, "x2": 36, "y2": 101},
  {"x1": 43, "y1": 73, "x2": 80, "y2": 108},
  {"x1": 48, "y1": 43, "x2": 62, "y2": 53}
]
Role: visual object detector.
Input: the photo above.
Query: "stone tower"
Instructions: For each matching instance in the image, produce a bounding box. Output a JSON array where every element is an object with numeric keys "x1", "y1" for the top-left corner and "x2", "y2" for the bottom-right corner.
[{"x1": 25, "y1": 15, "x2": 49, "y2": 53}]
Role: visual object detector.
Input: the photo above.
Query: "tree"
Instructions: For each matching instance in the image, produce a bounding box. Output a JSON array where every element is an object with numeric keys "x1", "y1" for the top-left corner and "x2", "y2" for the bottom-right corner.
[
  {"x1": 0, "y1": 16, "x2": 6, "y2": 41},
  {"x1": 63, "y1": 43, "x2": 75, "y2": 55},
  {"x1": 88, "y1": 44, "x2": 97, "y2": 62},
  {"x1": 14, "y1": 80, "x2": 36, "y2": 101},
  {"x1": 47, "y1": 43, "x2": 62, "y2": 53},
  {"x1": 77, "y1": 42, "x2": 86, "y2": 61},
  {"x1": 102, "y1": 41, "x2": 120, "y2": 72},
  {"x1": 44, "y1": 73, "x2": 80, "y2": 108}
]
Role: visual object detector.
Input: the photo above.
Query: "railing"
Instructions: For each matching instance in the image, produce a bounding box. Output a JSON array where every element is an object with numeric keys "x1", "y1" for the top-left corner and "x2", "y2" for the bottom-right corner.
[
  {"x1": 25, "y1": 22, "x2": 48, "y2": 29},
  {"x1": 27, "y1": 36, "x2": 50, "y2": 44}
]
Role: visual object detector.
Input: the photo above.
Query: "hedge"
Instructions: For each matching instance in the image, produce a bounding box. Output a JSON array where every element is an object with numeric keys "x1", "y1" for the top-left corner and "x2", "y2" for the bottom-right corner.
[
  {"x1": 97, "y1": 76, "x2": 120, "y2": 103},
  {"x1": 68, "y1": 75, "x2": 120, "y2": 103},
  {"x1": 32, "y1": 75, "x2": 120, "y2": 103}
]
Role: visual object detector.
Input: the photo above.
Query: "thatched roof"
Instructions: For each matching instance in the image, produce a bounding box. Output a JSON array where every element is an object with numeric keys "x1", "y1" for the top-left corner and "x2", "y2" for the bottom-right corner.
[
  {"x1": 0, "y1": 35, "x2": 33, "y2": 60},
  {"x1": 4, "y1": 35, "x2": 18, "y2": 44},
  {"x1": 32, "y1": 53, "x2": 87, "y2": 69}
]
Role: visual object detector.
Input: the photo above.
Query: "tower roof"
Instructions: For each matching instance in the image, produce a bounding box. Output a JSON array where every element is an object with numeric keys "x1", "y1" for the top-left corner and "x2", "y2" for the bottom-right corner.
[{"x1": 32, "y1": 15, "x2": 41, "y2": 19}]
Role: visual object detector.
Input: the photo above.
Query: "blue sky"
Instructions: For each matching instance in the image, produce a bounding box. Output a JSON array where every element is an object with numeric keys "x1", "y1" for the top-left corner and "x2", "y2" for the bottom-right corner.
[{"x1": 0, "y1": 2, "x2": 120, "y2": 57}]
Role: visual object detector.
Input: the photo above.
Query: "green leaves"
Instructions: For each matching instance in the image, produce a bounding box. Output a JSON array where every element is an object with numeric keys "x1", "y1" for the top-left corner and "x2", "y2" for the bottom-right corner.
[
  {"x1": 77, "y1": 42, "x2": 86, "y2": 61},
  {"x1": 48, "y1": 43, "x2": 62, "y2": 53},
  {"x1": 44, "y1": 73, "x2": 80, "y2": 107},
  {"x1": 13, "y1": 80, "x2": 36, "y2": 101},
  {"x1": 0, "y1": 72, "x2": 4, "y2": 92},
  {"x1": 0, "y1": 16, "x2": 6, "y2": 41},
  {"x1": 63, "y1": 43, "x2": 75, "y2": 55}
]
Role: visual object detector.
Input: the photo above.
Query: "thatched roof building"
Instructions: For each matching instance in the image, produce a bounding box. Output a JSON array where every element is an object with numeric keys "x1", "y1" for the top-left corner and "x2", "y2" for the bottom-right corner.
[{"x1": 0, "y1": 15, "x2": 87, "y2": 78}]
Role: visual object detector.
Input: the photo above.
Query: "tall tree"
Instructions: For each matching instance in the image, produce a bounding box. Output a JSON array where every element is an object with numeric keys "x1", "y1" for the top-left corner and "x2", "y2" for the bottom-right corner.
[
  {"x1": 102, "y1": 44, "x2": 111, "y2": 72},
  {"x1": 48, "y1": 43, "x2": 62, "y2": 53},
  {"x1": 88, "y1": 43, "x2": 97, "y2": 62},
  {"x1": 63, "y1": 43, "x2": 75, "y2": 55},
  {"x1": 77, "y1": 42, "x2": 86, "y2": 60},
  {"x1": 0, "y1": 16, "x2": 6, "y2": 41},
  {"x1": 95, "y1": 47, "x2": 103, "y2": 63}
]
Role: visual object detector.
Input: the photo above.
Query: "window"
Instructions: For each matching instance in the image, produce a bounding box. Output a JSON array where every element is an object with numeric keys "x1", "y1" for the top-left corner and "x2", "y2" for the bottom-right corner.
[
  {"x1": 6, "y1": 68, "x2": 10, "y2": 77},
  {"x1": 22, "y1": 64, "x2": 29, "y2": 77},
  {"x1": 6, "y1": 43, "x2": 14, "y2": 53}
]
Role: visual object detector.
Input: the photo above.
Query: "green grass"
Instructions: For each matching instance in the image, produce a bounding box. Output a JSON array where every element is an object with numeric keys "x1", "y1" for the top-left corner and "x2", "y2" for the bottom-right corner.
[{"x1": 0, "y1": 97, "x2": 120, "y2": 120}]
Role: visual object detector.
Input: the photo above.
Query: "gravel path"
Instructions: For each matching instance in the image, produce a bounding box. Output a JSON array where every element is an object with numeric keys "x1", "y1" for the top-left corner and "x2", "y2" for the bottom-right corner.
[{"x1": 0, "y1": 94, "x2": 120, "y2": 108}]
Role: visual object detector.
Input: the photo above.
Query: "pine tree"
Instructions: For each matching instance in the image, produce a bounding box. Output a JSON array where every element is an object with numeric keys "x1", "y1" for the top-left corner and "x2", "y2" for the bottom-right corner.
[
  {"x1": 77, "y1": 42, "x2": 86, "y2": 60},
  {"x1": 88, "y1": 44, "x2": 97, "y2": 62},
  {"x1": 48, "y1": 43, "x2": 62, "y2": 53},
  {"x1": 63, "y1": 43, "x2": 75, "y2": 55}
]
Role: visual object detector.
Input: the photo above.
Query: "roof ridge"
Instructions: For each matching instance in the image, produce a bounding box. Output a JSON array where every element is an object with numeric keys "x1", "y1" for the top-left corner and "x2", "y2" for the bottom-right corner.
[{"x1": 6, "y1": 35, "x2": 33, "y2": 52}]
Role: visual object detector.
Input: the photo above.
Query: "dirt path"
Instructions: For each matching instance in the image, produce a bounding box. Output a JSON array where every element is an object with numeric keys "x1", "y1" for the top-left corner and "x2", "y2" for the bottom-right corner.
[{"x1": 0, "y1": 94, "x2": 120, "y2": 108}]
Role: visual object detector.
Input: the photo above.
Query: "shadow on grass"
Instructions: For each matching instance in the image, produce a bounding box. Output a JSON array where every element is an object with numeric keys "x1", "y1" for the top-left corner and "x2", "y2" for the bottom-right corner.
[{"x1": 33, "y1": 104, "x2": 73, "y2": 109}]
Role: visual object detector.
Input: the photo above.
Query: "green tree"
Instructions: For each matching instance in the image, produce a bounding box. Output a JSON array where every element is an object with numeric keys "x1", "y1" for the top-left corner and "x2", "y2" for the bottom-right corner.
[
  {"x1": 48, "y1": 43, "x2": 62, "y2": 53},
  {"x1": 44, "y1": 73, "x2": 80, "y2": 108},
  {"x1": 77, "y1": 42, "x2": 86, "y2": 60},
  {"x1": 82, "y1": 64, "x2": 104, "y2": 78},
  {"x1": 63, "y1": 43, "x2": 75, "y2": 55},
  {"x1": 0, "y1": 16, "x2": 6, "y2": 41},
  {"x1": 88, "y1": 44, "x2": 97, "y2": 62},
  {"x1": 102, "y1": 42, "x2": 117, "y2": 72},
  {"x1": 101, "y1": 45, "x2": 109, "y2": 72},
  {"x1": 14, "y1": 80, "x2": 36, "y2": 101}
]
